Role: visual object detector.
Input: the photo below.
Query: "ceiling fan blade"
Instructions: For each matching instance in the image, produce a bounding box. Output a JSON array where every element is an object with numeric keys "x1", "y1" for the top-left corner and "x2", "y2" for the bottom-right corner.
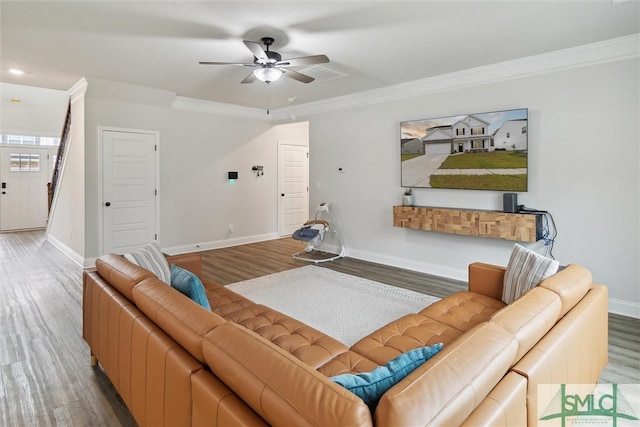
[
  {"x1": 241, "y1": 72, "x2": 257, "y2": 84},
  {"x1": 243, "y1": 40, "x2": 269, "y2": 63},
  {"x1": 283, "y1": 69, "x2": 315, "y2": 84},
  {"x1": 276, "y1": 54, "x2": 329, "y2": 67},
  {"x1": 199, "y1": 61, "x2": 256, "y2": 66}
]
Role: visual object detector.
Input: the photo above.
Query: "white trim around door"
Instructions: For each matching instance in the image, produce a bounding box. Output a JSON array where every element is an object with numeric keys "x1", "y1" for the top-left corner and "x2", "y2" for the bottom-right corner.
[{"x1": 97, "y1": 126, "x2": 160, "y2": 254}]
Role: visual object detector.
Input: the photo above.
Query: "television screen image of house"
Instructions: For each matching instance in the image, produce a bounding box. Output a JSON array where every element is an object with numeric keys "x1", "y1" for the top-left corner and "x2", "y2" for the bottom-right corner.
[{"x1": 400, "y1": 108, "x2": 528, "y2": 192}]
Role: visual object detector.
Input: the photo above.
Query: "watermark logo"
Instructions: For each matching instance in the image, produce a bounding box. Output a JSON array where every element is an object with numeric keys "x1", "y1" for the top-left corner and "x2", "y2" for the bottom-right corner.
[{"x1": 538, "y1": 384, "x2": 640, "y2": 426}]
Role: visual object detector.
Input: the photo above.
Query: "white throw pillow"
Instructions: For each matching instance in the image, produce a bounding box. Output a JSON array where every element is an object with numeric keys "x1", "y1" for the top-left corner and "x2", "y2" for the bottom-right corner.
[
  {"x1": 502, "y1": 244, "x2": 559, "y2": 304},
  {"x1": 124, "y1": 242, "x2": 171, "y2": 285}
]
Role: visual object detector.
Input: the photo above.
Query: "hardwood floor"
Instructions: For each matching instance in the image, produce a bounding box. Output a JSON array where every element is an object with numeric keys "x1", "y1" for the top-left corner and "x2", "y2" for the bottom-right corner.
[
  {"x1": 201, "y1": 238, "x2": 468, "y2": 298},
  {"x1": 1, "y1": 232, "x2": 638, "y2": 426},
  {"x1": 0, "y1": 230, "x2": 136, "y2": 426}
]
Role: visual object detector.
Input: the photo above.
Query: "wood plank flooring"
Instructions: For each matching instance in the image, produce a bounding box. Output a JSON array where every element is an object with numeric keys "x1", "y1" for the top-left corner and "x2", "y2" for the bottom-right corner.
[
  {"x1": 0, "y1": 230, "x2": 136, "y2": 426},
  {"x1": 1, "y1": 232, "x2": 638, "y2": 426}
]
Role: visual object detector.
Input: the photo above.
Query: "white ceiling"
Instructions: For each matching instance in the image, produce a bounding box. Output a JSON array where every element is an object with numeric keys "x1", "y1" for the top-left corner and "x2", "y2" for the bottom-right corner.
[{"x1": 1, "y1": 1, "x2": 638, "y2": 110}]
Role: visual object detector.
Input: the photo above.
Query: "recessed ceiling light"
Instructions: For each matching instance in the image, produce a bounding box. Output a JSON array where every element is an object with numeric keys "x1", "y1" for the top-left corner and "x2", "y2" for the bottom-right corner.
[
  {"x1": 10, "y1": 98, "x2": 21, "y2": 103},
  {"x1": 9, "y1": 68, "x2": 24, "y2": 75}
]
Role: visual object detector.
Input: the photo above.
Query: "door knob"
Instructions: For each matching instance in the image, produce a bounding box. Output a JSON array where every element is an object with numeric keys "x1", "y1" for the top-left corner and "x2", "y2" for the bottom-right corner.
[
  {"x1": 281, "y1": 193, "x2": 285, "y2": 197},
  {"x1": 105, "y1": 202, "x2": 111, "y2": 207}
]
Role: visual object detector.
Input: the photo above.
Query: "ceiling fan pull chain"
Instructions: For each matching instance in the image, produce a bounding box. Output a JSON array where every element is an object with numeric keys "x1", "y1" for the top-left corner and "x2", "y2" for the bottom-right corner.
[{"x1": 266, "y1": 82, "x2": 273, "y2": 115}]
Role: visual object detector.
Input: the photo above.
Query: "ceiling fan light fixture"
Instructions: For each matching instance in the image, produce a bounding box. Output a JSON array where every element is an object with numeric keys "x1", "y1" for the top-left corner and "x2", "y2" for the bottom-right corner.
[{"x1": 253, "y1": 67, "x2": 282, "y2": 83}]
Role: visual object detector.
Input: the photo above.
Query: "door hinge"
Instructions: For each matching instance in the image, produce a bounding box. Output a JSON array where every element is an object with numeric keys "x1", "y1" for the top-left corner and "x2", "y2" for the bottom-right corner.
[
  {"x1": 154, "y1": 145, "x2": 157, "y2": 152},
  {"x1": 155, "y1": 189, "x2": 157, "y2": 196},
  {"x1": 306, "y1": 152, "x2": 309, "y2": 158},
  {"x1": 155, "y1": 234, "x2": 158, "y2": 240}
]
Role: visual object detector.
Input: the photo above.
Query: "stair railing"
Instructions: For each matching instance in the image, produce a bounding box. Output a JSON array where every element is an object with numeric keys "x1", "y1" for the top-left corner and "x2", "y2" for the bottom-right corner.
[{"x1": 48, "y1": 101, "x2": 71, "y2": 213}]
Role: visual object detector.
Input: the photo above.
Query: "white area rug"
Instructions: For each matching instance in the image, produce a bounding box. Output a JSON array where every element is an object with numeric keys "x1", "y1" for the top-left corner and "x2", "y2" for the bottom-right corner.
[{"x1": 227, "y1": 265, "x2": 440, "y2": 347}]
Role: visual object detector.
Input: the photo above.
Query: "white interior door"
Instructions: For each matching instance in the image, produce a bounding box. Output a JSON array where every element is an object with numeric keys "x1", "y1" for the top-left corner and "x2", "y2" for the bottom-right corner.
[
  {"x1": 0, "y1": 147, "x2": 49, "y2": 231},
  {"x1": 278, "y1": 144, "x2": 309, "y2": 236},
  {"x1": 102, "y1": 130, "x2": 158, "y2": 254}
]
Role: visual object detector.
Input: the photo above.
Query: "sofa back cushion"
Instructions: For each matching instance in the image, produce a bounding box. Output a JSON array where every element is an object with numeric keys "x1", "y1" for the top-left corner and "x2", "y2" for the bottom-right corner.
[
  {"x1": 202, "y1": 322, "x2": 373, "y2": 427},
  {"x1": 419, "y1": 290, "x2": 506, "y2": 331},
  {"x1": 512, "y1": 284, "x2": 608, "y2": 427},
  {"x1": 375, "y1": 322, "x2": 518, "y2": 427},
  {"x1": 132, "y1": 278, "x2": 225, "y2": 364},
  {"x1": 96, "y1": 253, "x2": 154, "y2": 302},
  {"x1": 490, "y1": 287, "x2": 561, "y2": 362},
  {"x1": 538, "y1": 264, "x2": 592, "y2": 318}
]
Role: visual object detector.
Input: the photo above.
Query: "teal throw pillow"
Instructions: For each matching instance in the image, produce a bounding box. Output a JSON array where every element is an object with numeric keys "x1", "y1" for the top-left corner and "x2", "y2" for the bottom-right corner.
[
  {"x1": 170, "y1": 264, "x2": 211, "y2": 310},
  {"x1": 330, "y1": 343, "x2": 443, "y2": 413}
]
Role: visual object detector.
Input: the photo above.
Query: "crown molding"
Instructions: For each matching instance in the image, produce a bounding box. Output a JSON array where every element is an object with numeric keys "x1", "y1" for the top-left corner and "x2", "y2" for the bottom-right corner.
[
  {"x1": 271, "y1": 34, "x2": 639, "y2": 121},
  {"x1": 171, "y1": 96, "x2": 268, "y2": 120},
  {"x1": 169, "y1": 35, "x2": 638, "y2": 122},
  {"x1": 67, "y1": 77, "x2": 88, "y2": 103}
]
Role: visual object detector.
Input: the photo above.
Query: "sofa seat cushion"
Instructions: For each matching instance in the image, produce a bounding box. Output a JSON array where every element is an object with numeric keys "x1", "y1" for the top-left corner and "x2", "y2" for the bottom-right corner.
[
  {"x1": 223, "y1": 304, "x2": 351, "y2": 369},
  {"x1": 317, "y1": 350, "x2": 380, "y2": 377},
  {"x1": 419, "y1": 291, "x2": 505, "y2": 331},
  {"x1": 203, "y1": 279, "x2": 257, "y2": 316},
  {"x1": 351, "y1": 313, "x2": 463, "y2": 366}
]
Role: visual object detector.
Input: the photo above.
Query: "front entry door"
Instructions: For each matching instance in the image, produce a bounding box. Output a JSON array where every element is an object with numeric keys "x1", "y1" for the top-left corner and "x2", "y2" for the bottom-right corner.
[
  {"x1": 0, "y1": 146, "x2": 49, "y2": 231},
  {"x1": 102, "y1": 130, "x2": 158, "y2": 254},
  {"x1": 278, "y1": 144, "x2": 309, "y2": 236}
]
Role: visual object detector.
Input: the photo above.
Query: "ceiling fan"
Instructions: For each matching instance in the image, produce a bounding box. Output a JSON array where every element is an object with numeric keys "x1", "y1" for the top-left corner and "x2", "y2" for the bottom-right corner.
[{"x1": 199, "y1": 37, "x2": 329, "y2": 84}]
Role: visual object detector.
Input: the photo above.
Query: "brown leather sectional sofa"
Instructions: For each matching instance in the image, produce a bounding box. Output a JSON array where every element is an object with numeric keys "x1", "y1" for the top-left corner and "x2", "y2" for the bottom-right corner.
[{"x1": 82, "y1": 252, "x2": 608, "y2": 426}]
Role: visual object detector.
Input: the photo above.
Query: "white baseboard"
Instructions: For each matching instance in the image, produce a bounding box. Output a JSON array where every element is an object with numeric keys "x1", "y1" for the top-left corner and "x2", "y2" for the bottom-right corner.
[
  {"x1": 608, "y1": 298, "x2": 640, "y2": 319},
  {"x1": 347, "y1": 248, "x2": 640, "y2": 319},
  {"x1": 346, "y1": 248, "x2": 468, "y2": 282},
  {"x1": 46, "y1": 233, "x2": 87, "y2": 268},
  {"x1": 163, "y1": 232, "x2": 281, "y2": 256}
]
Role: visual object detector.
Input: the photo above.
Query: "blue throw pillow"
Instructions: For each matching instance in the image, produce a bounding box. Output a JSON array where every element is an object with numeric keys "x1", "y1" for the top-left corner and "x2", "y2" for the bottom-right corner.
[
  {"x1": 170, "y1": 264, "x2": 211, "y2": 310},
  {"x1": 330, "y1": 343, "x2": 443, "y2": 413}
]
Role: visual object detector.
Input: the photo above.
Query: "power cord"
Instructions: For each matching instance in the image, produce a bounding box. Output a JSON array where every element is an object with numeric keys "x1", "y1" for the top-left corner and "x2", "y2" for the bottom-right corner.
[{"x1": 517, "y1": 206, "x2": 557, "y2": 259}]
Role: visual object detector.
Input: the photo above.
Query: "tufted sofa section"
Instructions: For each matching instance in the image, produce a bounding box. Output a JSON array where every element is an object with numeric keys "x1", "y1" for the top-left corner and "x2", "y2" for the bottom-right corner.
[
  {"x1": 83, "y1": 252, "x2": 608, "y2": 427},
  {"x1": 350, "y1": 290, "x2": 506, "y2": 365}
]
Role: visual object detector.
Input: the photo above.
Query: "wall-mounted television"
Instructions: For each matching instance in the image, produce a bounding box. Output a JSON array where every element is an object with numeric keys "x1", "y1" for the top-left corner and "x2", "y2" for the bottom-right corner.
[{"x1": 400, "y1": 108, "x2": 528, "y2": 191}]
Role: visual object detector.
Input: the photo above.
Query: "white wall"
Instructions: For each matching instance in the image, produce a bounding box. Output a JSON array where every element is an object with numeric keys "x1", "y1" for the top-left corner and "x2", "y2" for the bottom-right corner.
[
  {"x1": 80, "y1": 79, "x2": 308, "y2": 259},
  {"x1": 47, "y1": 90, "x2": 86, "y2": 264},
  {"x1": 304, "y1": 58, "x2": 639, "y2": 316},
  {"x1": 7, "y1": 47, "x2": 636, "y2": 316},
  {"x1": 0, "y1": 83, "x2": 68, "y2": 227},
  {"x1": 0, "y1": 83, "x2": 67, "y2": 136}
]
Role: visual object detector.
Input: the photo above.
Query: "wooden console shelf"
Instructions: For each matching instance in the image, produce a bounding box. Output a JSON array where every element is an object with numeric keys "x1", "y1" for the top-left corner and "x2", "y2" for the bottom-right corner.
[{"x1": 393, "y1": 206, "x2": 542, "y2": 242}]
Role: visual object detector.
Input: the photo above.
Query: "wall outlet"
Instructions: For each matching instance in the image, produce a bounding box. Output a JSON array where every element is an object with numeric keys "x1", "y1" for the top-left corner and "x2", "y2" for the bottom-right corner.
[{"x1": 228, "y1": 223, "x2": 234, "y2": 233}]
